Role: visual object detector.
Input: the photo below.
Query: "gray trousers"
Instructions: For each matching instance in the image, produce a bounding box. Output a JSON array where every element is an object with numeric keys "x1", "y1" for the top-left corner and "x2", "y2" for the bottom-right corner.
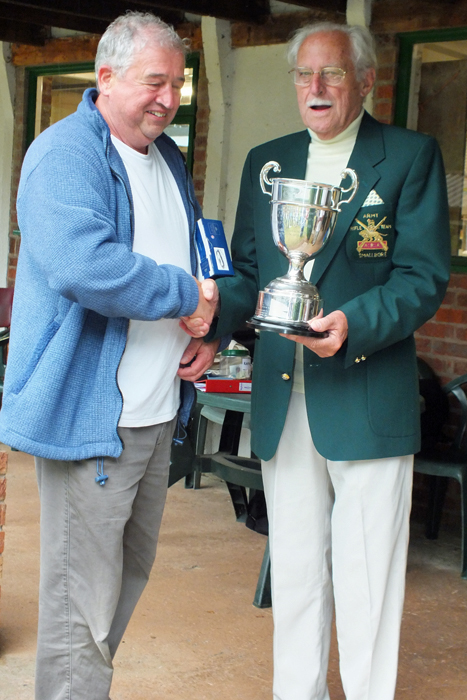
[{"x1": 34, "y1": 419, "x2": 176, "y2": 700}]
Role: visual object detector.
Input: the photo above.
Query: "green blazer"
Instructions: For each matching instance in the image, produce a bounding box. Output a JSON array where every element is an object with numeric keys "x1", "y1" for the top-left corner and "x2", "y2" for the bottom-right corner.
[{"x1": 214, "y1": 112, "x2": 451, "y2": 461}]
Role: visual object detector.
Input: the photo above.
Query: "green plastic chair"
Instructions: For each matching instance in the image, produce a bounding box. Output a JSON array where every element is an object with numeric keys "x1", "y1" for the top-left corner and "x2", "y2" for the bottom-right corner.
[{"x1": 414, "y1": 371, "x2": 467, "y2": 579}]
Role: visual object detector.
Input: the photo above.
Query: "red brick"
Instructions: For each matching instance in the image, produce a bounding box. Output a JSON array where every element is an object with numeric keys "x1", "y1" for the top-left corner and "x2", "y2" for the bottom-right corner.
[
  {"x1": 449, "y1": 273, "x2": 467, "y2": 290},
  {"x1": 441, "y1": 290, "x2": 456, "y2": 305},
  {"x1": 435, "y1": 307, "x2": 467, "y2": 324},
  {"x1": 0, "y1": 452, "x2": 6, "y2": 475},
  {"x1": 431, "y1": 356, "x2": 450, "y2": 375},
  {"x1": 376, "y1": 48, "x2": 398, "y2": 66},
  {"x1": 0, "y1": 531, "x2": 4, "y2": 555},
  {"x1": 432, "y1": 340, "x2": 467, "y2": 358},
  {"x1": 373, "y1": 101, "x2": 392, "y2": 117},
  {"x1": 376, "y1": 84, "x2": 394, "y2": 100},
  {"x1": 0, "y1": 478, "x2": 5, "y2": 501},
  {"x1": 376, "y1": 65, "x2": 395, "y2": 82},
  {"x1": 453, "y1": 360, "x2": 467, "y2": 377},
  {"x1": 414, "y1": 336, "x2": 431, "y2": 353},
  {"x1": 195, "y1": 135, "x2": 207, "y2": 149},
  {"x1": 192, "y1": 162, "x2": 206, "y2": 179},
  {"x1": 417, "y1": 321, "x2": 454, "y2": 339},
  {"x1": 0, "y1": 504, "x2": 5, "y2": 526},
  {"x1": 195, "y1": 107, "x2": 209, "y2": 121}
]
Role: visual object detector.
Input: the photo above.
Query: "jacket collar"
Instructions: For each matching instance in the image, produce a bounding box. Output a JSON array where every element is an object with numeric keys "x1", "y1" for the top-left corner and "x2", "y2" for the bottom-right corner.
[
  {"x1": 78, "y1": 89, "x2": 199, "y2": 244},
  {"x1": 311, "y1": 111, "x2": 386, "y2": 285}
]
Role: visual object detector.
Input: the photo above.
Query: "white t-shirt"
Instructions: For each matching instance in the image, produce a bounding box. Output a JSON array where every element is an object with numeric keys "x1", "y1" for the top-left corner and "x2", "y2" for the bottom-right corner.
[
  {"x1": 112, "y1": 137, "x2": 192, "y2": 427},
  {"x1": 293, "y1": 110, "x2": 364, "y2": 393}
]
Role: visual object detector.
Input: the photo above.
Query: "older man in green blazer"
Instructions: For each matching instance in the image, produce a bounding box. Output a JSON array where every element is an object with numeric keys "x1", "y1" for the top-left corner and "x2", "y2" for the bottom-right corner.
[{"x1": 180, "y1": 21, "x2": 451, "y2": 700}]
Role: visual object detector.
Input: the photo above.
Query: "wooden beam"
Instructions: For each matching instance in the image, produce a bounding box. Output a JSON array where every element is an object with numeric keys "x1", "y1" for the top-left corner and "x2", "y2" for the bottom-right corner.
[
  {"x1": 1, "y1": 0, "x2": 269, "y2": 24},
  {"x1": 0, "y1": 18, "x2": 48, "y2": 44},
  {"x1": 371, "y1": 0, "x2": 467, "y2": 34},
  {"x1": 117, "y1": 0, "x2": 270, "y2": 24},
  {"x1": 11, "y1": 34, "x2": 100, "y2": 65},
  {"x1": 0, "y1": 1, "x2": 185, "y2": 32},
  {"x1": 273, "y1": 0, "x2": 346, "y2": 12},
  {"x1": 0, "y1": 3, "x2": 109, "y2": 34},
  {"x1": 11, "y1": 23, "x2": 203, "y2": 66},
  {"x1": 231, "y1": 9, "x2": 345, "y2": 48}
]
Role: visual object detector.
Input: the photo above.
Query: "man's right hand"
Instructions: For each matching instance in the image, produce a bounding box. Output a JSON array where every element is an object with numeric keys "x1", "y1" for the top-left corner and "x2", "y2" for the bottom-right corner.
[{"x1": 179, "y1": 278, "x2": 219, "y2": 337}]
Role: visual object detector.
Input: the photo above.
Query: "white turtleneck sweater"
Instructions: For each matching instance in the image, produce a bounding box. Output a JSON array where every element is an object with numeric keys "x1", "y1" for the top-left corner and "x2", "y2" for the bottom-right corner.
[{"x1": 292, "y1": 110, "x2": 364, "y2": 394}]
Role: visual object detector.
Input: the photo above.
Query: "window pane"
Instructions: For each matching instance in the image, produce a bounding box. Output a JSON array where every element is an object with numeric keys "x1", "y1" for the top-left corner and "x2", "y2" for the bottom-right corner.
[
  {"x1": 164, "y1": 123, "x2": 190, "y2": 154},
  {"x1": 180, "y1": 67, "x2": 193, "y2": 106},
  {"x1": 408, "y1": 41, "x2": 467, "y2": 256},
  {"x1": 34, "y1": 72, "x2": 95, "y2": 138}
]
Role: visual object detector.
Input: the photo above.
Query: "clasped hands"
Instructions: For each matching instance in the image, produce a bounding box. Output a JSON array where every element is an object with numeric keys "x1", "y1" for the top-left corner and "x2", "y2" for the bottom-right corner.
[
  {"x1": 179, "y1": 278, "x2": 219, "y2": 339},
  {"x1": 177, "y1": 278, "x2": 220, "y2": 383}
]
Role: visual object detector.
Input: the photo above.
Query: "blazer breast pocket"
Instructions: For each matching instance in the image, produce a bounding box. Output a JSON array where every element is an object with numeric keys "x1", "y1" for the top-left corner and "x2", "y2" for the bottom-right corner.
[{"x1": 346, "y1": 204, "x2": 395, "y2": 264}]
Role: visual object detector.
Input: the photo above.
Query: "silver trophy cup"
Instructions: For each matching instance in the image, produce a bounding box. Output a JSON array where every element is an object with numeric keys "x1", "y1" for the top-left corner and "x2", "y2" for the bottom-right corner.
[{"x1": 247, "y1": 161, "x2": 358, "y2": 336}]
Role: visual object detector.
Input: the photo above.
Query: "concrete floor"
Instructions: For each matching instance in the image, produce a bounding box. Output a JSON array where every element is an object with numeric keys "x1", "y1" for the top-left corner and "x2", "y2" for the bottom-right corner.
[{"x1": 0, "y1": 446, "x2": 466, "y2": 700}]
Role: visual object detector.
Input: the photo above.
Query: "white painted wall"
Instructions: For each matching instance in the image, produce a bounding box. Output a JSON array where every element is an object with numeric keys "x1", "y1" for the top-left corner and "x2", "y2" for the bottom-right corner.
[
  {"x1": 201, "y1": 17, "x2": 234, "y2": 223},
  {"x1": 0, "y1": 44, "x2": 14, "y2": 285},
  {"x1": 224, "y1": 44, "x2": 304, "y2": 237},
  {"x1": 203, "y1": 32, "x2": 304, "y2": 239},
  {"x1": 203, "y1": 0, "x2": 375, "y2": 239}
]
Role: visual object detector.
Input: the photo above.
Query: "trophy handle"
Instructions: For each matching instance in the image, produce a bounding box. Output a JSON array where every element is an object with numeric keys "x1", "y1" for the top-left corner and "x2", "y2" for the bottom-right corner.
[
  {"x1": 335, "y1": 168, "x2": 359, "y2": 212},
  {"x1": 260, "y1": 161, "x2": 282, "y2": 195}
]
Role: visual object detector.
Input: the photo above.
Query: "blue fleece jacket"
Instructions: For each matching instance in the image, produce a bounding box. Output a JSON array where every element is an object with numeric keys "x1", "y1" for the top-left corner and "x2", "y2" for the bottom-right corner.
[{"x1": 0, "y1": 89, "x2": 203, "y2": 460}]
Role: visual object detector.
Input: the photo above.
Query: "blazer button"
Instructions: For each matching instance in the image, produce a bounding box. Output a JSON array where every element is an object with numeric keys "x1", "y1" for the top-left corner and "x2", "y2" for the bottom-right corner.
[
  {"x1": 354, "y1": 358, "x2": 360, "y2": 363},
  {"x1": 361, "y1": 355, "x2": 366, "y2": 361},
  {"x1": 281, "y1": 373, "x2": 290, "y2": 381}
]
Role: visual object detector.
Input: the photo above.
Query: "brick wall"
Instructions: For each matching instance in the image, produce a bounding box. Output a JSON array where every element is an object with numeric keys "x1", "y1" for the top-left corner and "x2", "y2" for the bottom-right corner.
[
  {"x1": 0, "y1": 451, "x2": 7, "y2": 618},
  {"x1": 373, "y1": 34, "x2": 398, "y2": 125},
  {"x1": 415, "y1": 274, "x2": 467, "y2": 384},
  {"x1": 192, "y1": 51, "x2": 209, "y2": 209},
  {"x1": 7, "y1": 66, "x2": 26, "y2": 287}
]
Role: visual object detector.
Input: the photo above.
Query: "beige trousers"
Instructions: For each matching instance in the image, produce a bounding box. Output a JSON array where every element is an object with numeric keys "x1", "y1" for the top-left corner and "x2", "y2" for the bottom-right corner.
[
  {"x1": 34, "y1": 419, "x2": 176, "y2": 700},
  {"x1": 262, "y1": 391, "x2": 413, "y2": 700}
]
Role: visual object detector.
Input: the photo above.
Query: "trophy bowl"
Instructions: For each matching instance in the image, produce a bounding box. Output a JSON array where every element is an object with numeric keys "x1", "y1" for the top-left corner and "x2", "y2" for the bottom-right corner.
[{"x1": 247, "y1": 161, "x2": 358, "y2": 337}]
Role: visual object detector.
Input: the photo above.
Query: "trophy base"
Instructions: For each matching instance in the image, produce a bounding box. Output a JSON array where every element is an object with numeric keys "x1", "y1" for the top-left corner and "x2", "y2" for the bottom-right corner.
[{"x1": 247, "y1": 317, "x2": 328, "y2": 338}]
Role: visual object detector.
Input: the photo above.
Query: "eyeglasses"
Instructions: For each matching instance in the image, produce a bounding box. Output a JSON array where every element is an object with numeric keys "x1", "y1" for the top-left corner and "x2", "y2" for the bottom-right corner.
[{"x1": 289, "y1": 67, "x2": 347, "y2": 87}]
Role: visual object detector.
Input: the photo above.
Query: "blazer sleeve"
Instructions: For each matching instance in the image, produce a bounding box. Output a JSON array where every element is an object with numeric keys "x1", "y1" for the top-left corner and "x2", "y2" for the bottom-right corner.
[
  {"x1": 341, "y1": 136, "x2": 451, "y2": 367},
  {"x1": 213, "y1": 151, "x2": 261, "y2": 337}
]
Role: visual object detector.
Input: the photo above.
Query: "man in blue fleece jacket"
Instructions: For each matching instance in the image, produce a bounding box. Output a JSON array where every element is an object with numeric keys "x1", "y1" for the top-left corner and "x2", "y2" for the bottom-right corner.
[{"x1": 0, "y1": 12, "x2": 220, "y2": 700}]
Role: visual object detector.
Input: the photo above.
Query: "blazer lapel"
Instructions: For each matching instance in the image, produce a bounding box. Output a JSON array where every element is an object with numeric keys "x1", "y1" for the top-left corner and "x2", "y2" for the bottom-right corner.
[{"x1": 311, "y1": 112, "x2": 386, "y2": 285}]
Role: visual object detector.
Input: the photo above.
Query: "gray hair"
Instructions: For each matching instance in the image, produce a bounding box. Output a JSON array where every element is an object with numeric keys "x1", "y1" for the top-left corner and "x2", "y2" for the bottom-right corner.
[
  {"x1": 287, "y1": 22, "x2": 376, "y2": 81},
  {"x1": 95, "y1": 11, "x2": 189, "y2": 83}
]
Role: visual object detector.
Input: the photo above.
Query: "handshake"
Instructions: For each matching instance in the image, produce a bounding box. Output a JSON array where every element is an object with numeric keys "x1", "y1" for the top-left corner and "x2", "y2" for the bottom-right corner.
[{"x1": 179, "y1": 278, "x2": 219, "y2": 338}]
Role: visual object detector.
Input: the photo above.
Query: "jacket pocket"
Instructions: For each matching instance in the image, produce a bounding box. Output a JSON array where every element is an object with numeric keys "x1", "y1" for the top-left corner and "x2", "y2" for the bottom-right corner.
[
  {"x1": 9, "y1": 320, "x2": 60, "y2": 395},
  {"x1": 367, "y1": 340, "x2": 419, "y2": 438}
]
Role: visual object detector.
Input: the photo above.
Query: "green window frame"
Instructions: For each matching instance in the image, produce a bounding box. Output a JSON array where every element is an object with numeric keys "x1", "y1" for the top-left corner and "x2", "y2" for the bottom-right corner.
[
  {"x1": 168, "y1": 53, "x2": 199, "y2": 173},
  {"x1": 26, "y1": 61, "x2": 95, "y2": 148},
  {"x1": 395, "y1": 27, "x2": 467, "y2": 270}
]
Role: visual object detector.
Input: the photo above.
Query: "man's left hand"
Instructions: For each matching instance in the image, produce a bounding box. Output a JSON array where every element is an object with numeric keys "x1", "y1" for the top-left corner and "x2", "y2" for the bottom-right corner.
[
  {"x1": 282, "y1": 310, "x2": 348, "y2": 358},
  {"x1": 177, "y1": 338, "x2": 221, "y2": 382}
]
